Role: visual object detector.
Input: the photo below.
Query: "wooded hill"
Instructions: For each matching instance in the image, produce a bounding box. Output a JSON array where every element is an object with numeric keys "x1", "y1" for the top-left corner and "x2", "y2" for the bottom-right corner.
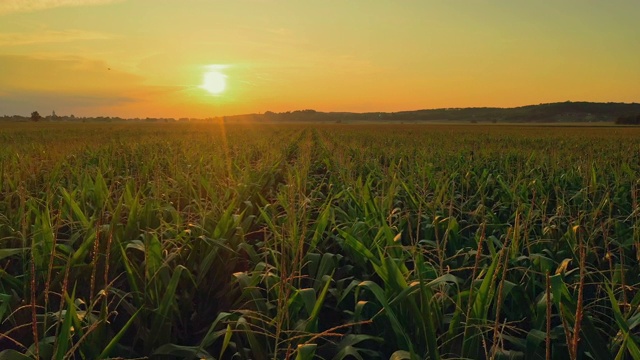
[{"x1": 248, "y1": 101, "x2": 640, "y2": 123}]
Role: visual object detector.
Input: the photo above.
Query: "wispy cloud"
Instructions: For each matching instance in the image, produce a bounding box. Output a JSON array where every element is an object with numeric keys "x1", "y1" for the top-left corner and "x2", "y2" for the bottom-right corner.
[
  {"x1": 0, "y1": 54, "x2": 143, "y2": 93},
  {"x1": 0, "y1": 54, "x2": 172, "y2": 117},
  {"x1": 0, "y1": 29, "x2": 112, "y2": 46},
  {"x1": 0, "y1": 88, "x2": 137, "y2": 112},
  {"x1": 0, "y1": 0, "x2": 124, "y2": 15}
]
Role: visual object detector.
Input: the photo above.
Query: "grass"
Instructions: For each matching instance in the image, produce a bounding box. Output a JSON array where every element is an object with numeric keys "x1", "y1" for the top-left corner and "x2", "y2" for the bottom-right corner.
[{"x1": 1, "y1": 121, "x2": 640, "y2": 359}]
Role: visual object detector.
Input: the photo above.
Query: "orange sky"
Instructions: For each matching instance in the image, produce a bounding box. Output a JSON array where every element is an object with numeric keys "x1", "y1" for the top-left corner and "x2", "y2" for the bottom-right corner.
[{"x1": 1, "y1": 1, "x2": 639, "y2": 118}]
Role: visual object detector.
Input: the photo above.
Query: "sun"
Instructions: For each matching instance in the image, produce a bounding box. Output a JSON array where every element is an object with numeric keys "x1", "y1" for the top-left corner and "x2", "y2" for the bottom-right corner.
[{"x1": 200, "y1": 65, "x2": 228, "y2": 95}]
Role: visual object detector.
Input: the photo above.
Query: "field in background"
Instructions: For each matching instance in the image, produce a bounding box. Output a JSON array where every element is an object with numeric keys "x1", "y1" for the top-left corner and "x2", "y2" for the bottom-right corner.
[{"x1": 2, "y1": 122, "x2": 640, "y2": 359}]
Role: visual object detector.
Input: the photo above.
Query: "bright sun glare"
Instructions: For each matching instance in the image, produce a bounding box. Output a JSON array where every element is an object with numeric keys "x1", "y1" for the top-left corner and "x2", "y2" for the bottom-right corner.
[{"x1": 200, "y1": 65, "x2": 228, "y2": 95}]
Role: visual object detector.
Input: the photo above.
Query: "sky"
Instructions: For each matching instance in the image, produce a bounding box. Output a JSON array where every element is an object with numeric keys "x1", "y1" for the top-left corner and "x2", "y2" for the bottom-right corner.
[{"x1": 0, "y1": 0, "x2": 639, "y2": 118}]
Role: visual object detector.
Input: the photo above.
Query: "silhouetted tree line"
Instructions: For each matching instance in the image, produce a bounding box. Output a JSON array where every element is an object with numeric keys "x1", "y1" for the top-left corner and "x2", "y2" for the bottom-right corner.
[
  {"x1": 615, "y1": 114, "x2": 640, "y2": 125},
  {"x1": 257, "y1": 102, "x2": 640, "y2": 123},
  {"x1": 4, "y1": 102, "x2": 640, "y2": 124},
  {"x1": 2, "y1": 113, "x2": 182, "y2": 123}
]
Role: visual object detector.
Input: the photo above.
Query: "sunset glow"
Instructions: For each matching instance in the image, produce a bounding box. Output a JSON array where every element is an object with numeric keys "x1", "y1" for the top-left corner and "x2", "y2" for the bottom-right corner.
[
  {"x1": 1, "y1": 1, "x2": 639, "y2": 118},
  {"x1": 200, "y1": 65, "x2": 228, "y2": 96}
]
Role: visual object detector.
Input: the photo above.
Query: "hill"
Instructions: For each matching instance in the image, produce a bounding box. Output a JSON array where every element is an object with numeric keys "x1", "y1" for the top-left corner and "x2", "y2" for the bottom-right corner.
[{"x1": 241, "y1": 101, "x2": 640, "y2": 123}]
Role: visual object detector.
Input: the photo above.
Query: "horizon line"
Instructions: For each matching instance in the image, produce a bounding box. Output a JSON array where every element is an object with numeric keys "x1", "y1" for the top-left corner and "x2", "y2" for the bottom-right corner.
[{"x1": 3, "y1": 100, "x2": 640, "y2": 119}]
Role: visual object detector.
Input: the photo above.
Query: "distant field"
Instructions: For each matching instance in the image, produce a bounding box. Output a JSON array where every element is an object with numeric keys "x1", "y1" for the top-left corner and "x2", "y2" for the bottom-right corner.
[{"x1": 2, "y1": 122, "x2": 640, "y2": 359}]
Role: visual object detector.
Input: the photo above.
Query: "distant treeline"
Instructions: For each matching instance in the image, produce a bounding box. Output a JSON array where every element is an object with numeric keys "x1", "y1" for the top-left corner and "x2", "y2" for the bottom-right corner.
[
  {"x1": 3, "y1": 101, "x2": 640, "y2": 124},
  {"x1": 224, "y1": 102, "x2": 640, "y2": 123},
  {"x1": 615, "y1": 114, "x2": 640, "y2": 125},
  {"x1": 1, "y1": 114, "x2": 201, "y2": 123},
  {"x1": 225, "y1": 102, "x2": 640, "y2": 123}
]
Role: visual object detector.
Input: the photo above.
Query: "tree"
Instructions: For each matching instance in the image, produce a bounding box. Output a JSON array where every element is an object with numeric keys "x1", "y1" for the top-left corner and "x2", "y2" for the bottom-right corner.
[
  {"x1": 31, "y1": 111, "x2": 42, "y2": 122},
  {"x1": 615, "y1": 114, "x2": 640, "y2": 125}
]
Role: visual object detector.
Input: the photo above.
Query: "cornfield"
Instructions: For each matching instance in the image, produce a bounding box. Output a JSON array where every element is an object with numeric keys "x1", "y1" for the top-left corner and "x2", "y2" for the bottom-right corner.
[{"x1": 2, "y1": 122, "x2": 640, "y2": 359}]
